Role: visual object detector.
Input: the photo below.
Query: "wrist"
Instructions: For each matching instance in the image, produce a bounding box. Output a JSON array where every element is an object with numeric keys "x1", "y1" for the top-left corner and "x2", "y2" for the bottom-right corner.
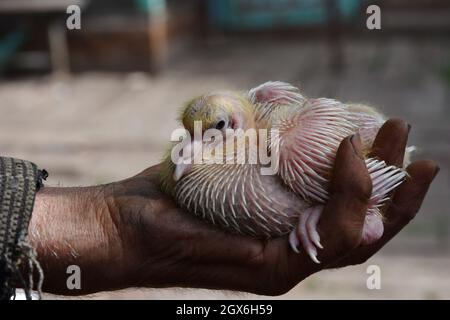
[{"x1": 28, "y1": 185, "x2": 126, "y2": 295}]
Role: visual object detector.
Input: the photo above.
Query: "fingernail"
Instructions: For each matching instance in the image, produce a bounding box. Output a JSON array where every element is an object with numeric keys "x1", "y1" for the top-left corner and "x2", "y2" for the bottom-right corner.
[
  {"x1": 433, "y1": 166, "x2": 440, "y2": 179},
  {"x1": 350, "y1": 133, "x2": 364, "y2": 159}
]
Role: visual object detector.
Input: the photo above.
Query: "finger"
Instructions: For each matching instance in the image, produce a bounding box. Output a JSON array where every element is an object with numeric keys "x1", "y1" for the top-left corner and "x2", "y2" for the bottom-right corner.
[
  {"x1": 369, "y1": 118, "x2": 410, "y2": 167},
  {"x1": 259, "y1": 134, "x2": 381, "y2": 291},
  {"x1": 279, "y1": 134, "x2": 372, "y2": 277},
  {"x1": 326, "y1": 133, "x2": 372, "y2": 224},
  {"x1": 328, "y1": 160, "x2": 439, "y2": 267},
  {"x1": 367, "y1": 118, "x2": 409, "y2": 219},
  {"x1": 383, "y1": 160, "x2": 439, "y2": 229},
  {"x1": 317, "y1": 133, "x2": 372, "y2": 262}
]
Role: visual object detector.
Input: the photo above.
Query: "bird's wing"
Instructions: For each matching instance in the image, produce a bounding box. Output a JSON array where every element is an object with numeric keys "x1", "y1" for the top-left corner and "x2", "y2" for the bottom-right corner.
[
  {"x1": 273, "y1": 98, "x2": 405, "y2": 209},
  {"x1": 273, "y1": 98, "x2": 357, "y2": 202},
  {"x1": 346, "y1": 104, "x2": 385, "y2": 152},
  {"x1": 248, "y1": 81, "x2": 306, "y2": 124}
]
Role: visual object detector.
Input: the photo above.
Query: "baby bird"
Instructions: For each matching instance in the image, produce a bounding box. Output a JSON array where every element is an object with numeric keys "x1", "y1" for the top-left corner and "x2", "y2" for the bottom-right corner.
[{"x1": 161, "y1": 81, "x2": 406, "y2": 263}]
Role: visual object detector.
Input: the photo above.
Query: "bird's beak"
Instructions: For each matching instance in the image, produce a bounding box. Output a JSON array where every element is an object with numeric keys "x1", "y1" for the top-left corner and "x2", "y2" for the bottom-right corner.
[{"x1": 173, "y1": 139, "x2": 203, "y2": 181}]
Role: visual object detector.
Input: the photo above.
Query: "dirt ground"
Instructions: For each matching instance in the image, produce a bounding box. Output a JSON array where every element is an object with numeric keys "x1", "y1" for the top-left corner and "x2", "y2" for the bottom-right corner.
[{"x1": 1, "y1": 36, "x2": 450, "y2": 299}]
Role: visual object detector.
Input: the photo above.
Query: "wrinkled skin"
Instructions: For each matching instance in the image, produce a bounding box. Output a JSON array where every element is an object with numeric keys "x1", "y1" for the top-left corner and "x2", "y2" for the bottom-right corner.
[{"x1": 30, "y1": 119, "x2": 438, "y2": 296}]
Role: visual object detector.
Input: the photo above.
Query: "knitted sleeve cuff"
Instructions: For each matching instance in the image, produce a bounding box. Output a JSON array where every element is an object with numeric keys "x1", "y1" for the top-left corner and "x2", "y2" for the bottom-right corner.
[{"x1": 0, "y1": 157, "x2": 47, "y2": 300}]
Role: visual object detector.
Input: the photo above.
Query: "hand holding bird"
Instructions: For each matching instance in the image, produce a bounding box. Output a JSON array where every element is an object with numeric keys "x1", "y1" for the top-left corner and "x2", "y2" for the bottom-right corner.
[
  {"x1": 162, "y1": 82, "x2": 412, "y2": 264},
  {"x1": 30, "y1": 118, "x2": 437, "y2": 295},
  {"x1": 107, "y1": 119, "x2": 435, "y2": 296}
]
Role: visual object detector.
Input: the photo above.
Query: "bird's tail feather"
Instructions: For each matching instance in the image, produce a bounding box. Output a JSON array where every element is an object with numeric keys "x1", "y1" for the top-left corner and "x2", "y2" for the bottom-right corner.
[{"x1": 365, "y1": 158, "x2": 406, "y2": 217}]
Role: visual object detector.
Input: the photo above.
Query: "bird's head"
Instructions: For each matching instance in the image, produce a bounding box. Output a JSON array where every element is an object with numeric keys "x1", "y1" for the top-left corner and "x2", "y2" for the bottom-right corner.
[
  {"x1": 169, "y1": 91, "x2": 254, "y2": 182},
  {"x1": 180, "y1": 91, "x2": 254, "y2": 134}
]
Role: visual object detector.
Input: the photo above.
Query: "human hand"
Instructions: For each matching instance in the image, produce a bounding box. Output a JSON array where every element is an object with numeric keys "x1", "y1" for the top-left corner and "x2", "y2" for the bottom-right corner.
[
  {"x1": 108, "y1": 119, "x2": 438, "y2": 296},
  {"x1": 30, "y1": 119, "x2": 438, "y2": 296}
]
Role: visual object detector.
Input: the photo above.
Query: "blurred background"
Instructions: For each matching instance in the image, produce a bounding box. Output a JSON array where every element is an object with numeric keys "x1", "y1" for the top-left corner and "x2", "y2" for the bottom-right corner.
[{"x1": 0, "y1": 0, "x2": 449, "y2": 299}]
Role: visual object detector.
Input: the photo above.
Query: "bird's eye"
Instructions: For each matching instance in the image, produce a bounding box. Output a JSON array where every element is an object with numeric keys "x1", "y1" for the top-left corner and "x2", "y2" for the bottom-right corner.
[{"x1": 215, "y1": 120, "x2": 226, "y2": 130}]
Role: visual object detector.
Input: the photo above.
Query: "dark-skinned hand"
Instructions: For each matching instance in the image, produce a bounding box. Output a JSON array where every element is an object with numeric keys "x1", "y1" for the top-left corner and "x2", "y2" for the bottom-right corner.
[{"x1": 30, "y1": 119, "x2": 438, "y2": 295}]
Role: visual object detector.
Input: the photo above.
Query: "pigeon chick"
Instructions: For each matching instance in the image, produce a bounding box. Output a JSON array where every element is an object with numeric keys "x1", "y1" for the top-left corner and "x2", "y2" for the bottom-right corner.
[{"x1": 161, "y1": 81, "x2": 406, "y2": 263}]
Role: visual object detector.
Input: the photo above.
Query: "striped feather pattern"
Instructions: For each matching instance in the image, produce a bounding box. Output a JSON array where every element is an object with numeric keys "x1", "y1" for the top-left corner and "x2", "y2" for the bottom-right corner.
[{"x1": 165, "y1": 81, "x2": 407, "y2": 239}]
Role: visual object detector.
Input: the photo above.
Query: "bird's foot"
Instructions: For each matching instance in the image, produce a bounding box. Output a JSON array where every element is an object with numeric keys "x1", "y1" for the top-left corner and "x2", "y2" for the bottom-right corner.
[
  {"x1": 289, "y1": 205, "x2": 324, "y2": 264},
  {"x1": 361, "y1": 213, "x2": 384, "y2": 245}
]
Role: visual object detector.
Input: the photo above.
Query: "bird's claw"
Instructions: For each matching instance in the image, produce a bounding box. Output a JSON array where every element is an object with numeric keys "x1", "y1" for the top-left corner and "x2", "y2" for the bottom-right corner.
[{"x1": 289, "y1": 205, "x2": 324, "y2": 264}]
